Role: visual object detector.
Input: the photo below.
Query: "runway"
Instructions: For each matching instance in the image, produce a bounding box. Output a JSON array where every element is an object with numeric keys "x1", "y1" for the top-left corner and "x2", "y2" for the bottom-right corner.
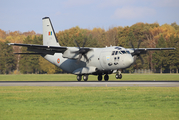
[{"x1": 0, "y1": 81, "x2": 179, "y2": 87}]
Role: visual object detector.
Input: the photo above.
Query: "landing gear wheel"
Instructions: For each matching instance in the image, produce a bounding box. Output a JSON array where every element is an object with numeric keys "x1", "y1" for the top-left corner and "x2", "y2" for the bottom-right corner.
[
  {"x1": 119, "y1": 74, "x2": 122, "y2": 79},
  {"x1": 115, "y1": 74, "x2": 119, "y2": 79},
  {"x1": 98, "y1": 75, "x2": 102, "y2": 81},
  {"x1": 115, "y1": 74, "x2": 122, "y2": 79},
  {"x1": 77, "y1": 75, "x2": 82, "y2": 81},
  {"x1": 104, "y1": 74, "x2": 109, "y2": 81},
  {"x1": 83, "y1": 75, "x2": 88, "y2": 81}
]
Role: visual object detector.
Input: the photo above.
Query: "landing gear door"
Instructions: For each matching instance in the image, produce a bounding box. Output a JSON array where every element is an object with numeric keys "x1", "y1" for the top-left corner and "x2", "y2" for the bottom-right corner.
[{"x1": 100, "y1": 52, "x2": 113, "y2": 69}]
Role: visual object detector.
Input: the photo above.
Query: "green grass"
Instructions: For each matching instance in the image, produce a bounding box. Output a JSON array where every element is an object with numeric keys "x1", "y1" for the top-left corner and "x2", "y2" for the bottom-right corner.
[
  {"x1": 0, "y1": 87, "x2": 179, "y2": 120},
  {"x1": 0, "y1": 74, "x2": 179, "y2": 81}
]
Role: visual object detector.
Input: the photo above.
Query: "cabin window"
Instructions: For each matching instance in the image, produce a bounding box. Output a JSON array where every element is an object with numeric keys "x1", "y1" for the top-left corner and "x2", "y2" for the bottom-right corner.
[
  {"x1": 115, "y1": 51, "x2": 118, "y2": 55},
  {"x1": 115, "y1": 47, "x2": 121, "y2": 50}
]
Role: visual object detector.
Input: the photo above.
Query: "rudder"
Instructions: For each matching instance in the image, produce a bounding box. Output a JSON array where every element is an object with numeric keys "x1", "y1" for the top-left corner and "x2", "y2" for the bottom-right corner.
[{"x1": 42, "y1": 17, "x2": 60, "y2": 46}]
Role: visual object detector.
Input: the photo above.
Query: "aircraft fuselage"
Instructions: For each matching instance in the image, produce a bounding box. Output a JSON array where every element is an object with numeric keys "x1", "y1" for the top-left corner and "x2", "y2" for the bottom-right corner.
[{"x1": 44, "y1": 46, "x2": 134, "y2": 74}]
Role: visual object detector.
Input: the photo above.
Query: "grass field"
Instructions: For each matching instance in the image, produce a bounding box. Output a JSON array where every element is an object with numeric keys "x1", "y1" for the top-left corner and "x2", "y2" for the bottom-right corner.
[
  {"x1": 0, "y1": 74, "x2": 179, "y2": 81},
  {"x1": 0, "y1": 87, "x2": 179, "y2": 120}
]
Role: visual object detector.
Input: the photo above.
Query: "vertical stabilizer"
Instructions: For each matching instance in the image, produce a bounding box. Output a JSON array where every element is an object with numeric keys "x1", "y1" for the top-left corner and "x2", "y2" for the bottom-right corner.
[{"x1": 42, "y1": 17, "x2": 60, "y2": 46}]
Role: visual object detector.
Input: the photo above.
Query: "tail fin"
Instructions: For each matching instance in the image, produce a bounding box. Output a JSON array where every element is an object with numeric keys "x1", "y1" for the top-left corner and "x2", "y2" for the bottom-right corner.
[{"x1": 42, "y1": 17, "x2": 60, "y2": 46}]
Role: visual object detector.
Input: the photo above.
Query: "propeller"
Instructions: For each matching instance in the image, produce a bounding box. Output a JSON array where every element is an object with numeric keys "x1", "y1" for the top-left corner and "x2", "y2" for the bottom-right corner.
[
  {"x1": 71, "y1": 38, "x2": 92, "y2": 62},
  {"x1": 130, "y1": 40, "x2": 144, "y2": 65}
]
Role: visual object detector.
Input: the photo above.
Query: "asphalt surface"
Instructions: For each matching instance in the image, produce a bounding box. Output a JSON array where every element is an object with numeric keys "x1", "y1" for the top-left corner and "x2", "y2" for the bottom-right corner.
[{"x1": 0, "y1": 81, "x2": 179, "y2": 87}]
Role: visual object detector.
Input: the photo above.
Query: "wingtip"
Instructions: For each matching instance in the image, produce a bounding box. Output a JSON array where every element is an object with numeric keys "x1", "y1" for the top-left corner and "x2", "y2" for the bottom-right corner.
[{"x1": 7, "y1": 43, "x2": 14, "y2": 45}]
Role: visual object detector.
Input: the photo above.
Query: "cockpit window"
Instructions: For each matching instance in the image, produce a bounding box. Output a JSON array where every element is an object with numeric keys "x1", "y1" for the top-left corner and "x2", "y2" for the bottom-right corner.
[
  {"x1": 121, "y1": 51, "x2": 126, "y2": 54},
  {"x1": 112, "y1": 51, "x2": 115, "y2": 55},
  {"x1": 126, "y1": 51, "x2": 130, "y2": 54},
  {"x1": 112, "y1": 51, "x2": 127, "y2": 55}
]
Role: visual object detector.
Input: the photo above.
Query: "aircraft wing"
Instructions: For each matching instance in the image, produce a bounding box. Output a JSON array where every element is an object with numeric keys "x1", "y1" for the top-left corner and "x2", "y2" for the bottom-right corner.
[
  {"x1": 128, "y1": 48, "x2": 175, "y2": 54},
  {"x1": 8, "y1": 43, "x2": 67, "y2": 54}
]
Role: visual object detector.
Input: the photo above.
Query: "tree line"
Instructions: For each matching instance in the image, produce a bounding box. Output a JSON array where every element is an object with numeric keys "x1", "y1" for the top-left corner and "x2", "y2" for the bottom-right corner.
[{"x1": 0, "y1": 22, "x2": 179, "y2": 74}]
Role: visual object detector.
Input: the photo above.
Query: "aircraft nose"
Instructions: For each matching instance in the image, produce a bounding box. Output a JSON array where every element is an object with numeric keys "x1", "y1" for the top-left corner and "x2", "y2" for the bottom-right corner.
[{"x1": 126, "y1": 56, "x2": 134, "y2": 66}]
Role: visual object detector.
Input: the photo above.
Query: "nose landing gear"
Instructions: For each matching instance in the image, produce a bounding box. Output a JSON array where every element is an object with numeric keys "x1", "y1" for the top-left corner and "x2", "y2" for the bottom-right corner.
[
  {"x1": 115, "y1": 74, "x2": 122, "y2": 79},
  {"x1": 115, "y1": 69, "x2": 122, "y2": 79}
]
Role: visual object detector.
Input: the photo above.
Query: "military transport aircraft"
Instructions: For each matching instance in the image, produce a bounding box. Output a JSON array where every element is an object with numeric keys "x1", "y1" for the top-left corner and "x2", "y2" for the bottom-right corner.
[{"x1": 8, "y1": 17, "x2": 175, "y2": 81}]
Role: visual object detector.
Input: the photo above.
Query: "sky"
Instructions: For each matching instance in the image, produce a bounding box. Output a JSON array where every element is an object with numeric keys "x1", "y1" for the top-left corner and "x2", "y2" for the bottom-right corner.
[{"x1": 0, "y1": 0, "x2": 179, "y2": 33}]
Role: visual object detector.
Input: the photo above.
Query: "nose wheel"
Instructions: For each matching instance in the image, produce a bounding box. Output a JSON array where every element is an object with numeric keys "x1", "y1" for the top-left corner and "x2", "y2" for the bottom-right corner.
[
  {"x1": 115, "y1": 69, "x2": 122, "y2": 79},
  {"x1": 115, "y1": 74, "x2": 122, "y2": 79}
]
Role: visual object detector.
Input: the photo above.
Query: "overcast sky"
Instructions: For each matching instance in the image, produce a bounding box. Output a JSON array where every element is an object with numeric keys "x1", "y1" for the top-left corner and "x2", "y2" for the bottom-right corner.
[{"x1": 0, "y1": 0, "x2": 179, "y2": 33}]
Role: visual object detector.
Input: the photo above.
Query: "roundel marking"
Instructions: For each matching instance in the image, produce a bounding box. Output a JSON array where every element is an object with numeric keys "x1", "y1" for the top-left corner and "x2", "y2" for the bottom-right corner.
[{"x1": 57, "y1": 58, "x2": 60, "y2": 63}]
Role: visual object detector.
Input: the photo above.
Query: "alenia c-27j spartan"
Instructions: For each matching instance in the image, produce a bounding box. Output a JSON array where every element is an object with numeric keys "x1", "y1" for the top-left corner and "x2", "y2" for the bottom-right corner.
[{"x1": 8, "y1": 17, "x2": 175, "y2": 81}]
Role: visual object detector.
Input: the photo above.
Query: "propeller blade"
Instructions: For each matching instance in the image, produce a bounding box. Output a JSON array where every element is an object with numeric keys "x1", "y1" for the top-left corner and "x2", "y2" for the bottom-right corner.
[
  {"x1": 73, "y1": 39, "x2": 92, "y2": 62},
  {"x1": 138, "y1": 55, "x2": 144, "y2": 65},
  {"x1": 82, "y1": 38, "x2": 87, "y2": 48},
  {"x1": 74, "y1": 40, "x2": 80, "y2": 49},
  {"x1": 137, "y1": 40, "x2": 142, "y2": 48},
  {"x1": 84, "y1": 54, "x2": 89, "y2": 62},
  {"x1": 129, "y1": 40, "x2": 144, "y2": 65},
  {"x1": 77, "y1": 54, "x2": 82, "y2": 61},
  {"x1": 130, "y1": 41, "x2": 135, "y2": 49}
]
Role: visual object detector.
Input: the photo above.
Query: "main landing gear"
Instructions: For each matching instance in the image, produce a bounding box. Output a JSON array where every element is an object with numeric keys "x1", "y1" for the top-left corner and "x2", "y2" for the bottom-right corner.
[
  {"x1": 97, "y1": 74, "x2": 109, "y2": 81},
  {"x1": 77, "y1": 75, "x2": 88, "y2": 81},
  {"x1": 76, "y1": 72, "x2": 122, "y2": 81}
]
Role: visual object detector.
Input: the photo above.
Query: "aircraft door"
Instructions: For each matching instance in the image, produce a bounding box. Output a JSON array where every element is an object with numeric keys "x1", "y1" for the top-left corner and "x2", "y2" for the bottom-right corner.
[{"x1": 99, "y1": 52, "x2": 113, "y2": 70}]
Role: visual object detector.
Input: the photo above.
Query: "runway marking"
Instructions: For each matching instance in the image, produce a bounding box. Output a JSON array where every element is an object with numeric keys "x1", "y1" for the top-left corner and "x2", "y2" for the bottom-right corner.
[{"x1": 0, "y1": 81, "x2": 179, "y2": 87}]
